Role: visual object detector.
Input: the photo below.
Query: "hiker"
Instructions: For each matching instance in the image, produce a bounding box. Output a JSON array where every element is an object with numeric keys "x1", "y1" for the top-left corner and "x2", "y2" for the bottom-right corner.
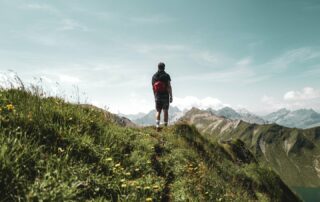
[{"x1": 152, "y1": 62, "x2": 173, "y2": 130}]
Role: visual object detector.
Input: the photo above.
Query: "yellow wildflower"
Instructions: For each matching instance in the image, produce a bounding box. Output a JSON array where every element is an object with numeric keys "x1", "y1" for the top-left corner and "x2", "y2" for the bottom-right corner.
[
  {"x1": 120, "y1": 179, "x2": 125, "y2": 183},
  {"x1": 146, "y1": 198, "x2": 152, "y2": 202},
  {"x1": 144, "y1": 186, "x2": 150, "y2": 190},
  {"x1": 135, "y1": 168, "x2": 140, "y2": 172},
  {"x1": 125, "y1": 172, "x2": 131, "y2": 176},
  {"x1": 115, "y1": 163, "x2": 121, "y2": 167},
  {"x1": 121, "y1": 184, "x2": 127, "y2": 188},
  {"x1": 6, "y1": 104, "x2": 14, "y2": 111},
  {"x1": 106, "y1": 158, "x2": 112, "y2": 162},
  {"x1": 152, "y1": 185, "x2": 159, "y2": 190}
]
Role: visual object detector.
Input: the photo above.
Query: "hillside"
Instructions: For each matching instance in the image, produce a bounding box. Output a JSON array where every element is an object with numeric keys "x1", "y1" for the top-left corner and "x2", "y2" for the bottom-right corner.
[
  {"x1": 181, "y1": 108, "x2": 320, "y2": 187},
  {"x1": 0, "y1": 88, "x2": 300, "y2": 201}
]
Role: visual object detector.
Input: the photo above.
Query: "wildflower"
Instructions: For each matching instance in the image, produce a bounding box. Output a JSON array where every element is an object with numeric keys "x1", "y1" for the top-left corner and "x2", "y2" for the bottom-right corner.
[
  {"x1": 120, "y1": 179, "x2": 126, "y2": 183},
  {"x1": 144, "y1": 186, "x2": 151, "y2": 190},
  {"x1": 121, "y1": 184, "x2": 127, "y2": 188},
  {"x1": 147, "y1": 160, "x2": 151, "y2": 164},
  {"x1": 152, "y1": 185, "x2": 159, "y2": 190},
  {"x1": 6, "y1": 104, "x2": 14, "y2": 111},
  {"x1": 106, "y1": 158, "x2": 112, "y2": 162},
  {"x1": 135, "y1": 168, "x2": 140, "y2": 172},
  {"x1": 115, "y1": 163, "x2": 121, "y2": 167},
  {"x1": 146, "y1": 198, "x2": 152, "y2": 202},
  {"x1": 125, "y1": 172, "x2": 131, "y2": 176}
]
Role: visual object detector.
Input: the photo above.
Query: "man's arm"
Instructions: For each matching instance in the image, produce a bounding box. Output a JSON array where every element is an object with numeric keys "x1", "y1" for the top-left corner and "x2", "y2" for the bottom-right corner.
[
  {"x1": 152, "y1": 76, "x2": 155, "y2": 95},
  {"x1": 167, "y1": 81, "x2": 173, "y2": 103}
]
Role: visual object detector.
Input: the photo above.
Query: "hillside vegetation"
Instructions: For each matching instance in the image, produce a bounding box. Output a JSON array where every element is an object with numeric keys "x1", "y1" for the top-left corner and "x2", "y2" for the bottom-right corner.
[
  {"x1": 181, "y1": 108, "x2": 320, "y2": 187},
  {"x1": 0, "y1": 88, "x2": 300, "y2": 201}
]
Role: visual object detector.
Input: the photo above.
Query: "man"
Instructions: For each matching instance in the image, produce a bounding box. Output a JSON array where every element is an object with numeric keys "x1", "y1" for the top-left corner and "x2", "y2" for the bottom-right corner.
[{"x1": 152, "y1": 62, "x2": 173, "y2": 130}]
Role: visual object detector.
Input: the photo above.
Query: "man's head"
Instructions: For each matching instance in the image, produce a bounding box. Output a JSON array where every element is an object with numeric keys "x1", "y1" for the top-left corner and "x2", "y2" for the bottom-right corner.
[{"x1": 158, "y1": 62, "x2": 165, "y2": 71}]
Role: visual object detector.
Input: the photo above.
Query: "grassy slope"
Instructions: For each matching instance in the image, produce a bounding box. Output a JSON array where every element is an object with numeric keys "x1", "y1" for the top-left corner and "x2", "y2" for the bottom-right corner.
[
  {"x1": 214, "y1": 122, "x2": 320, "y2": 187},
  {"x1": 0, "y1": 89, "x2": 300, "y2": 201}
]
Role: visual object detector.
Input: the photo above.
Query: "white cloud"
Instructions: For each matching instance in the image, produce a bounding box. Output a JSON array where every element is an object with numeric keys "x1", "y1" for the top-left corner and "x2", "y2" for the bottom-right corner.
[
  {"x1": 59, "y1": 19, "x2": 88, "y2": 31},
  {"x1": 59, "y1": 75, "x2": 80, "y2": 84},
  {"x1": 260, "y1": 88, "x2": 320, "y2": 113},
  {"x1": 284, "y1": 87, "x2": 320, "y2": 101},
  {"x1": 172, "y1": 96, "x2": 229, "y2": 110},
  {"x1": 261, "y1": 95, "x2": 276, "y2": 105}
]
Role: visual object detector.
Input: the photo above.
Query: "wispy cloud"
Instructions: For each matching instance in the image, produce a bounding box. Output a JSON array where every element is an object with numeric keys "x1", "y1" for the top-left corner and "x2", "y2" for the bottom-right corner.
[
  {"x1": 172, "y1": 96, "x2": 229, "y2": 111},
  {"x1": 237, "y1": 57, "x2": 252, "y2": 66},
  {"x1": 268, "y1": 47, "x2": 320, "y2": 71},
  {"x1": 58, "y1": 19, "x2": 89, "y2": 32},
  {"x1": 130, "y1": 15, "x2": 175, "y2": 24},
  {"x1": 25, "y1": 3, "x2": 54, "y2": 10},
  {"x1": 284, "y1": 87, "x2": 320, "y2": 101},
  {"x1": 132, "y1": 43, "x2": 187, "y2": 54},
  {"x1": 58, "y1": 74, "x2": 81, "y2": 84},
  {"x1": 22, "y1": 2, "x2": 59, "y2": 14},
  {"x1": 175, "y1": 66, "x2": 256, "y2": 83}
]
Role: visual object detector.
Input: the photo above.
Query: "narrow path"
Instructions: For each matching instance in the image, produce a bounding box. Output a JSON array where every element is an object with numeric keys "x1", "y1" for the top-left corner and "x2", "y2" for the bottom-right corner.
[{"x1": 150, "y1": 133, "x2": 174, "y2": 202}]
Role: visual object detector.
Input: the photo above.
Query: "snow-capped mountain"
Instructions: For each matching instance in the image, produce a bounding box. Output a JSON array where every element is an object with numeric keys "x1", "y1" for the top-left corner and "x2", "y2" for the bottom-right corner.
[
  {"x1": 206, "y1": 107, "x2": 266, "y2": 124},
  {"x1": 127, "y1": 106, "x2": 183, "y2": 126}
]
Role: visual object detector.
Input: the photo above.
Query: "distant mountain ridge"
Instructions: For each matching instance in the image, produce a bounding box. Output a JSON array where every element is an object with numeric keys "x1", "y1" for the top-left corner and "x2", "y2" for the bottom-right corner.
[
  {"x1": 208, "y1": 107, "x2": 266, "y2": 124},
  {"x1": 180, "y1": 107, "x2": 320, "y2": 187},
  {"x1": 120, "y1": 106, "x2": 320, "y2": 129},
  {"x1": 130, "y1": 106, "x2": 184, "y2": 126},
  {"x1": 264, "y1": 108, "x2": 320, "y2": 129}
]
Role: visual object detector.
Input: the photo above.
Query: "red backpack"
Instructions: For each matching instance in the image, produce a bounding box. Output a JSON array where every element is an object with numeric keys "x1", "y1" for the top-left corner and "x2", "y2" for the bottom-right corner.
[{"x1": 153, "y1": 81, "x2": 167, "y2": 93}]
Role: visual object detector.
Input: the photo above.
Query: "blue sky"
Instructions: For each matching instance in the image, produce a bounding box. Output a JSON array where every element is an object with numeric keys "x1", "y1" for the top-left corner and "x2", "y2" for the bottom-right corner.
[{"x1": 0, "y1": 0, "x2": 320, "y2": 114}]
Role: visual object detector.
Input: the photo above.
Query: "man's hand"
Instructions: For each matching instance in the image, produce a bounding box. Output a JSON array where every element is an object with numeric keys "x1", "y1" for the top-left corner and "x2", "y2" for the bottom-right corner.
[{"x1": 169, "y1": 97, "x2": 173, "y2": 103}]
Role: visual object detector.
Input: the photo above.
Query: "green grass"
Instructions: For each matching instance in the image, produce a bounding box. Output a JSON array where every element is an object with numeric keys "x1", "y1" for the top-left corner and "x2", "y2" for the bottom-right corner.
[{"x1": 0, "y1": 88, "x2": 301, "y2": 201}]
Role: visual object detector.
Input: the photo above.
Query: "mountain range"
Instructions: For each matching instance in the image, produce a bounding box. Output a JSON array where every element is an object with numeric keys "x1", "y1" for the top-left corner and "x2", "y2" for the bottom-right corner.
[
  {"x1": 126, "y1": 106, "x2": 184, "y2": 126},
  {"x1": 179, "y1": 108, "x2": 320, "y2": 187},
  {"x1": 122, "y1": 107, "x2": 320, "y2": 129},
  {"x1": 263, "y1": 108, "x2": 320, "y2": 129}
]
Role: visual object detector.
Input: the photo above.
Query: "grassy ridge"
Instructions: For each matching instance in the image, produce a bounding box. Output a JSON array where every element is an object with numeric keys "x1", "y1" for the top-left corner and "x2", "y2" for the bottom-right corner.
[{"x1": 0, "y1": 88, "x2": 300, "y2": 201}]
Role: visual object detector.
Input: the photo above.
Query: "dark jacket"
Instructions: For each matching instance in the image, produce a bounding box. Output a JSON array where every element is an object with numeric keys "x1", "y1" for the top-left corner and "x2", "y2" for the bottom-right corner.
[{"x1": 152, "y1": 70, "x2": 171, "y2": 100}]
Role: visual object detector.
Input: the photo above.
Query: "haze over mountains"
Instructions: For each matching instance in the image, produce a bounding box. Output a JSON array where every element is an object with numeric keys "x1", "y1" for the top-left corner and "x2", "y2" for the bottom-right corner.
[{"x1": 121, "y1": 107, "x2": 320, "y2": 129}]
